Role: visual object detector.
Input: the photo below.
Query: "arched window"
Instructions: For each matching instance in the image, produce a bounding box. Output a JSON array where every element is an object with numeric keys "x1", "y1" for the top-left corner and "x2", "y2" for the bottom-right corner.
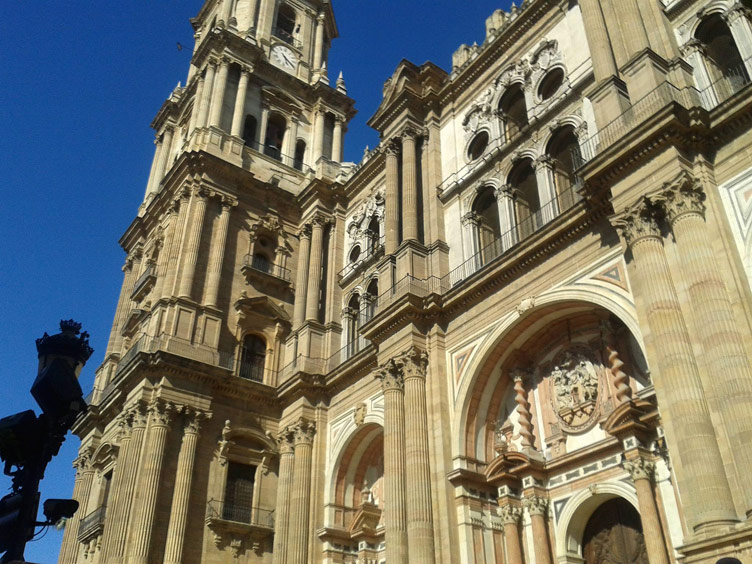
[
  {"x1": 473, "y1": 186, "x2": 502, "y2": 265},
  {"x1": 240, "y1": 334, "x2": 266, "y2": 382},
  {"x1": 538, "y1": 68, "x2": 565, "y2": 101},
  {"x1": 294, "y1": 139, "x2": 306, "y2": 170},
  {"x1": 365, "y1": 279, "x2": 378, "y2": 322},
  {"x1": 264, "y1": 114, "x2": 286, "y2": 160},
  {"x1": 695, "y1": 13, "x2": 749, "y2": 94},
  {"x1": 349, "y1": 245, "x2": 361, "y2": 264},
  {"x1": 346, "y1": 293, "x2": 361, "y2": 357},
  {"x1": 468, "y1": 131, "x2": 489, "y2": 161},
  {"x1": 509, "y1": 158, "x2": 541, "y2": 239},
  {"x1": 547, "y1": 126, "x2": 582, "y2": 210},
  {"x1": 322, "y1": 113, "x2": 335, "y2": 160},
  {"x1": 499, "y1": 84, "x2": 528, "y2": 141},
  {"x1": 242, "y1": 115, "x2": 257, "y2": 148},
  {"x1": 367, "y1": 216, "x2": 380, "y2": 252},
  {"x1": 275, "y1": 4, "x2": 296, "y2": 44}
]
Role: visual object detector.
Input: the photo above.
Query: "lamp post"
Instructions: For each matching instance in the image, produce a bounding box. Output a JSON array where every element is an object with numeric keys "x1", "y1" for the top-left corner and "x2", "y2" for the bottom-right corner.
[{"x1": 0, "y1": 320, "x2": 93, "y2": 563}]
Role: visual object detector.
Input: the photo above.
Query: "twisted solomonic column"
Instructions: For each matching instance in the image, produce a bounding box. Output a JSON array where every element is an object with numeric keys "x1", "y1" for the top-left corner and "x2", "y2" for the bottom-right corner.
[
  {"x1": 654, "y1": 173, "x2": 752, "y2": 516},
  {"x1": 523, "y1": 495, "x2": 552, "y2": 564},
  {"x1": 623, "y1": 458, "x2": 669, "y2": 564},
  {"x1": 164, "y1": 408, "x2": 209, "y2": 564},
  {"x1": 128, "y1": 400, "x2": 176, "y2": 564},
  {"x1": 375, "y1": 359, "x2": 409, "y2": 564},
  {"x1": 601, "y1": 320, "x2": 632, "y2": 404},
  {"x1": 612, "y1": 200, "x2": 736, "y2": 531},
  {"x1": 273, "y1": 427, "x2": 295, "y2": 564},
  {"x1": 498, "y1": 504, "x2": 523, "y2": 564},
  {"x1": 512, "y1": 369, "x2": 535, "y2": 450},
  {"x1": 396, "y1": 347, "x2": 435, "y2": 562},
  {"x1": 287, "y1": 418, "x2": 316, "y2": 564}
]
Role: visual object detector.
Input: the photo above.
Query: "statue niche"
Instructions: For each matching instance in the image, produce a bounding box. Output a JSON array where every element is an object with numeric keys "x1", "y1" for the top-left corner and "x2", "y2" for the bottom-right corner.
[{"x1": 549, "y1": 345, "x2": 600, "y2": 432}]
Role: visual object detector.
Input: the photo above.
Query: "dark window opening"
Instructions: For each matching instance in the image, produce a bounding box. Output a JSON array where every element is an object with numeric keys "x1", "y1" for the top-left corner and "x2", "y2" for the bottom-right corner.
[
  {"x1": 547, "y1": 125, "x2": 582, "y2": 208},
  {"x1": 509, "y1": 158, "x2": 540, "y2": 239},
  {"x1": 468, "y1": 131, "x2": 489, "y2": 161},
  {"x1": 696, "y1": 14, "x2": 749, "y2": 88},
  {"x1": 240, "y1": 334, "x2": 266, "y2": 382},
  {"x1": 222, "y1": 462, "x2": 256, "y2": 523},
  {"x1": 275, "y1": 5, "x2": 296, "y2": 44},
  {"x1": 242, "y1": 115, "x2": 257, "y2": 147},
  {"x1": 473, "y1": 186, "x2": 502, "y2": 264},
  {"x1": 264, "y1": 114, "x2": 286, "y2": 160},
  {"x1": 538, "y1": 68, "x2": 565, "y2": 101},
  {"x1": 367, "y1": 216, "x2": 380, "y2": 252},
  {"x1": 294, "y1": 139, "x2": 306, "y2": 170},
  {"x1": 349, "y1": 245, "x2": 361, "y2": 264},
  {"x1": 499, "y1": 85, "x2": 528, "y2": 140}
]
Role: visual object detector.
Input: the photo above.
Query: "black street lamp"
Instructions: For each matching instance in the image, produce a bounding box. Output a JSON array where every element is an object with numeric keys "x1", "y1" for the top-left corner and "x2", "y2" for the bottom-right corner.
[{"x1": 0, "y1": 320, "x2": 93, "y2": 563}]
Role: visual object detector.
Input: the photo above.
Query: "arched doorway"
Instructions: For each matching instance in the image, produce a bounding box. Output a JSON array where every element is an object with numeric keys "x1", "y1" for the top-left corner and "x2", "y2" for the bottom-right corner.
[{"x1": 582, "y1": 498, "x2": 648, "y2": 564}]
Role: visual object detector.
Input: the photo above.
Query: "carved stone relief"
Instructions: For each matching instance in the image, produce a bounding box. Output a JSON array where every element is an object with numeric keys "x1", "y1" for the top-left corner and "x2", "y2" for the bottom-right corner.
[{"x1": 549, "y1": 345, "x2": 601, "y2": 432}]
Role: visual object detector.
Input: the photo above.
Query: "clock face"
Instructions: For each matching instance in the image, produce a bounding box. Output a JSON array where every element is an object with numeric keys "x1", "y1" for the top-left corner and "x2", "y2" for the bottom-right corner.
[{"x1": 271, "y1": 45, "x2": 297, "y2": 73}]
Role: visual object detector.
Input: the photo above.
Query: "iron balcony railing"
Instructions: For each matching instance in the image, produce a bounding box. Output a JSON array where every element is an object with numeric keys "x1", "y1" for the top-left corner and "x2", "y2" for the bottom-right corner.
[
  {"x1": 273, "y1": 28, "x2": 302, "y2": 50},
  {"x1": 338, "y1": 235, "x2": 385, "y2": 280},
  {"x1": 77, "y1": 505, "x2": 106, "y2": 541},
  {"x1": 242, "y1": 254, "x2": 292, "y2": 282},
  {"x1": 115, "y1": 333, "x2": 235, "y2": 376},
  {"x1": 206, "y1": 500, "x2": 274, "y2": 529},
  {"x1": 243, "y1": 139, "x2": 310, "y2": 172},
  {"x1": 130, "y1": 264, "x2": 156, "y2": 300}
]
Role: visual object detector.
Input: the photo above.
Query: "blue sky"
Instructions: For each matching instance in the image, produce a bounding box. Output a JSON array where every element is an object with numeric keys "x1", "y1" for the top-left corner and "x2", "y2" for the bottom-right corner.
[{"x1": 0, "y1": 1, "x2": 507, "y2": 560}]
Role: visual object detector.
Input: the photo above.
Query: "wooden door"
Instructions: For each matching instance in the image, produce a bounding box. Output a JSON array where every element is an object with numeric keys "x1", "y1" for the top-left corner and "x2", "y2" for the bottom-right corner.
[{"x1": 582, "y1": 498, "x2": 648, "y2": 564}]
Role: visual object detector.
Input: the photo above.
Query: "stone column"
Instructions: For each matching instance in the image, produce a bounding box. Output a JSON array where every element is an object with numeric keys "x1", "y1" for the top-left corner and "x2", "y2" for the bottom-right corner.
[
  {"x1": 219, "y1": 0, "x2": 233, "y2": 27},
  {"x1": 305, "y1": 217, "x2": 326, "y2": 322},
  {"x1": 152, "y1": 210, "x2": 175, "y2": 302},
  {"x1": 498, "y1": 505, "x2": 522, "y2": 564},
  {"x1": 512, "y1": 370, "x2": 535, "y2": 451},
  {"x1": 287, "y1": 418, "x2": 316, "y2": 564},
  {"x1": 578, "y1": 0, "x2": 618, "y2": 80},
  {"x1": 495, "y1": 186, "x2": 517, "y2": 251},
  {"x1": 106, "y1": 253, "x2": 138, "y2": 357},
  {"x1": 623, "y1": 458, "x2": 669, "y2": 564},
  {"x1": 272, "y1": 428, "x2": 295, "y2": 564},
  {"x1": 59, "y1": 449, "x2": 94, "y2": 564},
  {"x1": 682, "y1": 42, "x2": 716, "y2": 108},
  {"x1": 612, "y1": 202, "x2": 737, "y2": 532},
  {"x1": 128, "y1": 401, "x2": 174, "y2": 564},
  {"x1": 618, "y1": 0, "x2": 650, "y2": 56},
  {"x1": 293, "y1": 225, "x2": 311, "y2": 330},
  {"x1": 281, "y1": 120, "x2": 294, "y2": 166},
  {"x1": 657, "y1": 176, "x2": 752, "y2": 515},
  {"x1": 204, "y1": 198, "x2": 234, "y2": 308},
  {"x1": 332, "y1": 116, "x2": 344, "y2": 163},
  {"x1": 197, "y1": 61, "x2": 216, "y2": 129},
  {"x1": 209, "y1": 57, "x2": 230, "y2": 129},
  {"x1": 165, "y1": 189, "x2": 191, "y2": 298},
  {"x1": 163, "y1": 409, "x2": 206, "y2": 564},
  {"x1": 313, "y1": 13, "x2": 325, "y2": 69},
  {"x1": 259, "y1": 104, "x2": 270, "y2": 150},
  {"x1": 143, "y1": 138, "x2": 163, "y2": 200},
  {"x1": 178, "y1": 188, "x2": 209, "y2": 299},
  {"x1": 399, "y1": 348, "x2": 435, "y2": 562},
  {"x1": 376, "y1": 360, "x2": 409, "y2": 564},
  {"x1": 152, "y1": 126, "x2": 175, "y2": 193},
  {"x1": 230, "y1": 66, "x2": 252, "y2": 138},
  {"x1": 726, "y1": 6, "x2": 752, "y2": 77},
  {"x1": 105, "y1": 405, "x2": 148, "y2": 564},
  {"x1": 189, "y1": 74, "x2": 205, "y2": 133},
  {"x1": 384, "y1": 140, "x2": 400, "y2": 254},
  {"x1": 533, "y1": 155, "x2": 557, "y2": 223},
  {"x1": 524, "y1": 495, "x2": 552, "y2": 564},
  {"x1": 312, "y1": 108, "x2": 325, "y2": 165},
  {"x1": 402, "y1": 129, "x2": 419, "y2": 242}
]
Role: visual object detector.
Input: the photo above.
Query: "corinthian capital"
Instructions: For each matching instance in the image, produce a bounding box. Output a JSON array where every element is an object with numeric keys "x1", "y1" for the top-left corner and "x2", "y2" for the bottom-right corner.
[
  {"x1": 383, "y1": 138, "x2": 401, "y2": 157},
  {"x1": 184, "y1": 407, "x2": 210, "y2": 435},
  {"x1": 523, "y1": 494, "x2": 549, "y2": 516},
  {"x1": 623, "y1": 457, "x2": 655, "y2": 482},
  {"x1": 292, "y1": 417, "x2": 316, "y2": 445},
  {"x1": 651, "y1": 172, "x2": 706, "y2": 225},
  {"x1": 148, "y1": 399, "x2": 176, "y2": 427},
  {"x1": 498, "y1": 504, "x2": 522, "y2": 525},
  {"x1": 375, "y1": 359, "x2": 404, "y2": 392},
  {"x1": 395, "y1": 346, "x2": 428, "y2": 381},
  {"x1": 610, "y1": 199, "x2": 661, "y2": 248},
  {"x1": 276, "y1": 427, "x2": 295, "y2": 455}
]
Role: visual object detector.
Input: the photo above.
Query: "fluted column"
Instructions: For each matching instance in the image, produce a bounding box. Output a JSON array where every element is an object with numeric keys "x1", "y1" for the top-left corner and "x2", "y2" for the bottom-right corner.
[
  {"x1": 188, "y1": 74, "x2": 205, "y2": 133},
  {"x1": 98, "y1": 415, "x2": 131, "y2": 561},
  {"x1": 230, "y1": 66, "x2": 252, "y2": 137},
  {"x1": 204, "y1": 198, "x2": 235, "y2": 308},
  {"x1": 219, "y1": 0, "x2": 233, "y2": 27},
  {"x1": 384, "y1": 140, "x2": 400, "y2": 254},
  {"x1": 106, "y1": 253, "x2": 138, "y2": 356},
  {"x1": 59, "y1": 449, "x2": 94, "y2": 564},
  {"x1": 495, "y1": 186, "x2": 517, "y2": 250},
  {"x1": 376, "y1": 360, "x2": 409, "y2": 564},
  {"x1": 143, "y1": 139, "x2": 163, "y2": 200},
  {"x1": 163, "y1": 409, "x2": 206, "y2": 564},
  {"x1": 499, "y1": 505, "x2": 523, "y2": 564},
  {"x1": 657, "y1": 175, "x2": 752, "y2": 515},
  {"x1": 151, "y1": 126, "x2": 175, "y2": 193},
  {"x1": 313, "y1": 13, "x2": 325, "y2": 69},
  {"x1": 623, "y1": 458, "x2": 669, "y2": 564},
  {"x1": 259, "y1": 104, "x2": 270, "y2": 150},
  {"x1": 612, "y1": 202, "x2": 737, "y2": 531},
  {"x1": 312, "y1": 108, "x2": 325, "y2": 164},
  {"x1": 399, "y1": 348, "x2": 435, "y2": 562},
  {"x1": 524, "y1": 495, "x2": 552, "y2": 564},
  {"x1": 533, "y1": 155, "x2": 557, "y2": 223},
  {"x1": 209, "y1": 57, "x2": 230, "y2": 129},
  {"x1": 128, "y1": 400, "x2": 174, "y2": 564},
  {"x1": 727, "y1": 6, "x2": 752, "y2": 76},
  {"x1": 165, "y1": 189, "x2": 191, "y2": 298},
  {"x1": 618, "y1": 0, "x2": 650, "y2": 56},
  {"x1": 332, "y1": 116, "x2": 344, "y2": 163},
  {"x1": 287, "y1": 418, "x2": 316, "y2": 564},
  {"x1": 578, "y1": 0, "x2": 618, "y2": 80},
  {"x1": 402, "y1": 129, "x2": 419, "y2": 242},
  {"x1": 293, "y1": 225, "x2": 312, "y2": 329},
  {"x1": 178, "y1": 188, "x2": 209, "y2": 299},
  {"x1": 106, "y1": 405, "x2": 148, "y2": 564},
  {"x1": 197, "y1": 61, "x2": 216, "y2": 128},
  {"x1": 305, "y1": 217, "x2": 326, "y2": 322},
  {"x1": 272, "y1": 428, "x2": 295, "y2": 564}
]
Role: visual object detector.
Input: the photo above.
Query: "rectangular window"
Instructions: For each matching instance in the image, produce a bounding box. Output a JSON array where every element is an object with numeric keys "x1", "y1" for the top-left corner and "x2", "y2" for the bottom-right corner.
[{"x1": 222, "y1": 462, "x2": 256, "y2": 523}]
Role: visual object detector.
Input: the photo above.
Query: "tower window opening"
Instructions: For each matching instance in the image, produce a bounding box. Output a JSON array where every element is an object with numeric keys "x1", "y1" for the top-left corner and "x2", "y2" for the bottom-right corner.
[
  {"x1": 294, "y1": 139, "x2": 306, "y2": 170},
  {"x1": 264, "y1": 114, "x2": 287, "y2": 160},
  {"x1": 346, "y1": 293, "x2": 361, "y2": 358},
  {"x1": 349, "y1": 245, "x2": 361, "y2": 264},
  {"x1": 695, "y1": 13, "x2": 749, "y2": 92},
  {"x1": 547, "y1": 125, "x2": 582, "y2": 209},
  {"x1": 242, "y1": 115, "x2": 257, "y2": 147},
  {"x1": 240, "y1": 334, "x2": 266, "y2": 382},
  {"x1": 367, "y1": 216, "x2": 380, "y2": 252},
  {"x1": 275, "y1": 4, "x2": 297, "y2": 45}
]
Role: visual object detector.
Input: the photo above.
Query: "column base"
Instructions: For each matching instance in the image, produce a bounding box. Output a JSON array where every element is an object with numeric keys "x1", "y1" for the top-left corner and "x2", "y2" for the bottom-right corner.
[
  {"x1": 395, "y1": 239, "x2": 428, "y2": 280},
  {"x1": 584, "y1": 75, "x2": 631, "y2": 131},
  {"x1": 679, "y1": 519, "x2": 752, "y2": 564},
  {"x1": 620, "y1": 48, "x2": 671, "y2": 98}
]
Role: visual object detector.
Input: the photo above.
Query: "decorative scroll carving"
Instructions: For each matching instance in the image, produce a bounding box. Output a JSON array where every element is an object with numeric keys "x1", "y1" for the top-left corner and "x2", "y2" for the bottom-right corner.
[
  {"x1": 652, "y1": 172, "x2": 706, "y2": 225},
  {"x1": 549, "y1": 346, "x2": 600, "y2": 432},
  {"x1": 147, "y1": 399, "x2": 176, "y2": 427},
  {"x1": 610, "y1": 200, "x2": 661, "y2": 248},
  {"x1": 498, "y1": 505, "x2": 522, "y2": 524},
  {"x1": 276, "y1": 427, "x2": 295, "y2": 455},
  {"x1": 395, "y1": 346, "x2": 428, "y2": 381},
  {"x1": 623, "y1": 458, "x2": 655, "y2": 482},
  {"x1": 292, "y1": 417, "x2": 316, "y2": 446},
  {"x1": 523, "y1": 494, "x2": 548, "y2": 516},
  {"x1": 602, "y1": 322, "x2": 632, "y2": 404}
]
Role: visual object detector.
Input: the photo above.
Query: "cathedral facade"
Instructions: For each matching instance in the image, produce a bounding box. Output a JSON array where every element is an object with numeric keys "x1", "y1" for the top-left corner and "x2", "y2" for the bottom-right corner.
[{"x1": 59, "y1": 0, "x2": 752, "y2": 563}]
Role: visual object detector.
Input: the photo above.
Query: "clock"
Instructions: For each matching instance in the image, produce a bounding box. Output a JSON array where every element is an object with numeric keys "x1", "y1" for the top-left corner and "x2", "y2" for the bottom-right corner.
[{"x1": 270, "y1": 44, "x2": 298, "y2": 73}]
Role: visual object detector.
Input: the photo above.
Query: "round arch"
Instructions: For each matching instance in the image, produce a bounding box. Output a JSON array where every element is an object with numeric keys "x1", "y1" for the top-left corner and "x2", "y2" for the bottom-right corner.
[
  {"x1": 452, "y1": 287, "x2": 642, "y2": 458},
  {"x1": 555, "y1": 482, "x2": 639, "y2": 561},
  {"x1": 326, "y1": 421, "x2": 384, "y2": 510}
]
